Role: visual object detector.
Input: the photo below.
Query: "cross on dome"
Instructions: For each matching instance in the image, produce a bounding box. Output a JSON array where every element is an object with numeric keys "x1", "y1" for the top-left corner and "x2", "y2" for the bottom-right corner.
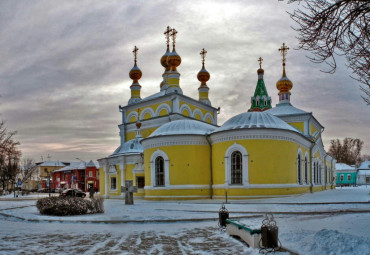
[
  {"x1": 164, "y1": 26, "x2": 172, "y2": 48},
  {"x1": 200, "y1": 48, "x2": 207, "y2": 67},
  {"x1": 133, "y1": 46, "x2": 139, "y2": 64},
  {"x1": 258, "y1": 57, "x2": 263, "y2": 69},
  {"x1": 278, "y1": 43, "x2": 289, "y2": 66},
  {"x1": 170, "y1": 28, "x2": 178, "y2": 49}
]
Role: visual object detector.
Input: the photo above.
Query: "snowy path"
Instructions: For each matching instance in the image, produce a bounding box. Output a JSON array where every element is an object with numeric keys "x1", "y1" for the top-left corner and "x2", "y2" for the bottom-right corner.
[{"x1": 0, "y1": 187, "x2": 369, "y2": 254}]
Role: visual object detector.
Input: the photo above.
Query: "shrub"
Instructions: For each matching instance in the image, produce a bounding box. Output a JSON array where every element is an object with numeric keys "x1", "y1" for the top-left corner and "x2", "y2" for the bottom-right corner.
[{"x1": 36, "y1": 196, "x2": 104, "y2": 216}]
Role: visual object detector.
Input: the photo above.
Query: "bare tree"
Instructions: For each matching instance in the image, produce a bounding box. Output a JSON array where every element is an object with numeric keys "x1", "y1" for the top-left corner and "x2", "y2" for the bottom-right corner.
[
  {"x1": 0, "y1": 120, "x2": 21, "y2": 191},
  {"x1": 286, "y1": 0, "x2": 370, "y2": 104},
  {"x1": 20, "y1": 158, "x2": 39, "y2": 188},
  {"x1": 328, "y1": 137, "x2": 364, "y2": 166}
]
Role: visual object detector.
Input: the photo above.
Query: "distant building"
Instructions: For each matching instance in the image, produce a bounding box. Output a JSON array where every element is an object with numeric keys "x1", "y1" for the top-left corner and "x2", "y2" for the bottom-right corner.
[
  {"x1": 52, "y1": 160, "x2": 99, "y2": 192},
  {"x1": 357, "y1": 161, "x2": 370, "y2": 186},
  {"x1": 335, "y1": 163, "x2": 357, "y2": 186},
  {"x1": 37, "y1": 161, "x2": 68, "y2": 189}
]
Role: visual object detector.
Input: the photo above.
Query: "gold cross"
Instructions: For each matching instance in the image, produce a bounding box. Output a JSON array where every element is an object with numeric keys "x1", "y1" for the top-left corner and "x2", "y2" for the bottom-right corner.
[
  {"x1": 164, "y1": 26, "x2": 172, "y2": 48},
  {"x1": 258, "y1": 57, "x2": 263, "y2": 69},
  {"x1": 170, "y1": 28, "x2": 178, "y2": 48},
  {"x1": 133, "y1": 46, "x2": 139, "y2": 64},
  {"x1": 200, "y1": 48, "x2": 207, "y2": 66},
  {"x1": 278, "y1": 43, "x2": 289, "y2": 66}
]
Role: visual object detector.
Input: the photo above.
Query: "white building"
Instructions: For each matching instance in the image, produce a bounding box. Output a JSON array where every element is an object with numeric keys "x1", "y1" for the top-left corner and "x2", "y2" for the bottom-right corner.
[{"x1": 357, "y1": 161, "x2": 370, "y2": 186}]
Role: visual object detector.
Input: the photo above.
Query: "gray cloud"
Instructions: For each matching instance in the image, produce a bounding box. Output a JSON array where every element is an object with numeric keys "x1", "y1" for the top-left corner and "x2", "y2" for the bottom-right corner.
[{"x1": 0, "y1": 0, "x2": 369, "y2": 161}]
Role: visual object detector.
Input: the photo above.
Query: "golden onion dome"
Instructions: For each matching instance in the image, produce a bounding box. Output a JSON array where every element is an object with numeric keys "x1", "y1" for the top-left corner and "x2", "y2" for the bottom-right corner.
[
  {"x1": 197, "y1": 66, "x2": 210, "y2": 85},
  {"x1": 160, "y1": 49, "x2": 171, "y2": 70},
  {"x1": 276, "y1": 68, "x2": 293, "y2": 93},
  {"x1": 167, "y1": 50, "x2": 181, "y2": 71},
  {"x1": 129, "y1": 64, "x2": 142, "y2": 83}
]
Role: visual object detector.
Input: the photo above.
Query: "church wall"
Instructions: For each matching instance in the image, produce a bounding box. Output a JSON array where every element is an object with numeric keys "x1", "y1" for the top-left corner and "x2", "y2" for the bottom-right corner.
[
  {"x1": 107, "y1": 166, "x2": 122, "y2": 197},
  {"x1": 126, "y1": 101, "x2": 172, "y2": 123},
  {"x1": 99, "y1": 167, "x2": 105, "y2": 196},
  {"x1": 179, "y1": 101, "x2": 215, "y2": 123},
  {"x1": 125, "y1": 164, "x2": 135, "y2": 181},
  {"x1": 212, "y1": 139, "x2": 303, "y2": 185},
  {"x1": 310, "y1": 123, "x2": 318, "y2": 136},
  {"x1": 288, "y1": 121, "x2": 304, "y2": 133},
  {"x1": 126, "y1": 127, "x2": 158, "y2": 141},
  {"x1": 143, "y1": 141, "x2": 211, "y2": 199}
]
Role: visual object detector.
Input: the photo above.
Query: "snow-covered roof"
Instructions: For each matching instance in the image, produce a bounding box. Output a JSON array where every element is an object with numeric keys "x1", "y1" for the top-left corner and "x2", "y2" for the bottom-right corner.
[
  {"x1": 213, "y1": 111, "x2": 298, "y2": 133},
  {"x1": 335, "y1": 163, "x2": 356, "y2": 171},
  {"x1": 86, "y1": 160, "x2": 99, "y2": 168},
  {"x1": 111, "y1": 137, "x2": 143, "y2": 156},
  {"x1": 358, "y1": 161, "x2": 370, "y2": 170},
  {"x1": 358, "y1": 170, "x2": 370, "y2": 175},
  {"x1": 141, "y1": 90, "x2": 166, "y2": 102},
  {"x1": 39, "y1": 161, "x2": 66, "y2": 167},
  {"x1": 266, "y1": 103, "x2": 309, "y2": 116},
  {"x1": 149, "y1": 119, "x2": 216, "y2": 137}
]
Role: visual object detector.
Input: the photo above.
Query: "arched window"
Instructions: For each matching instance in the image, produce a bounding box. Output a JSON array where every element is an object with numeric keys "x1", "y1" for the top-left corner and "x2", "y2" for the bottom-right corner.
[
  {"x1": 155, "y1": 156, "x2": 164, "y2": 186},
  {"x1": 297, "y1": 154, "x2": 302, "y2": 184},
  {"x1": 305, "y1": 156, "x2": 308, "y2": 184},
  {"x1": 313, "y1": 162, "x2": 316, "y2": 184},
  {"x1": 231, "y1": 151, "x2": 242, "y2": 184}
]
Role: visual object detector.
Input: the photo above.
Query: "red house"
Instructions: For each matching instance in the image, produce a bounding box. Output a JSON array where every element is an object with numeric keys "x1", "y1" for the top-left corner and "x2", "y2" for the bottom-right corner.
[{"x1": 52, "y1": 160, "x2": 99, "y2": 192}]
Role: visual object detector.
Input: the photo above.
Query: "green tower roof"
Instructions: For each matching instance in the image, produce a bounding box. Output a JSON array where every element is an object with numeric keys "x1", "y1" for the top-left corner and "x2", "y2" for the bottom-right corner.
[{"x1": 249, "y1": 68, "x2": 272, "y2": 112}]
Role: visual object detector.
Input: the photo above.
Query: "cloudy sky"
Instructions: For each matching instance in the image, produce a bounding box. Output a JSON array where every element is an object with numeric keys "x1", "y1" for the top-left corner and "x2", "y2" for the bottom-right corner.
[{"x1": 0, "y1": 0, "x2": 369, "y2": 162}]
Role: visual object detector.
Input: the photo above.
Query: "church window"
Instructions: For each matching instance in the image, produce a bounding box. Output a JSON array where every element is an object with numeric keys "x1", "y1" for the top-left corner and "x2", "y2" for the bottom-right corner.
[
  {"x1": 256, "y1": 100, "x2": 259, "y2": 106},
  {"x1": 110, "y1": 177, "x2": 117, "y2": 190},
  {"x1": 313, "y1": 162, "x2": 317, "y2": 184},
  {"x1": 297, "y1": 153, "x2": 302, "y2": 184},
  {"x1": 304, "y1": 156, "x2": 308, "y2": 184},
  {"x1": 136, "y1": 176, "x2": 145, "y2": 189},
  {"x1": 231, "y1": 151, "x2": 242, "y2": 184},
  {"x1": 155, "y1": 156, "x2": 165, "y2": 186}
]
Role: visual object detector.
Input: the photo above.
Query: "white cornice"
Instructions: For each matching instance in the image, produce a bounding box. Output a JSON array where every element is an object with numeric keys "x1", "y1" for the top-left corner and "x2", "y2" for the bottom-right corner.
[
  {"x1": 142, "y1": 135, "x2": 209, "y2": 149},
  {"x1": 210, "y1": 128, "x2": 312, "y2": 148}
]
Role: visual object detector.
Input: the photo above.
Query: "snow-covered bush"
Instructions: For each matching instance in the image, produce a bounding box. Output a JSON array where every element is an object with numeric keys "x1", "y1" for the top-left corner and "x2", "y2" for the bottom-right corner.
[{"x1": 36, "y1": 196, "x2": 104, "y2": 216}]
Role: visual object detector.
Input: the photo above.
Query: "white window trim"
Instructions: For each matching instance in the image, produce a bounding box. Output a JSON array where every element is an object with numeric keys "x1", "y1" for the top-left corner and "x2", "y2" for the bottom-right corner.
[
  {"x1": 150, "y1": 149, "x2": 170, "y2": 188},
  {"x1": 224, "y1": 143, "x2": 249, "y2": 187},
  {"x1": 340, "y1": 174, "x2": 344, "y2": 182}
]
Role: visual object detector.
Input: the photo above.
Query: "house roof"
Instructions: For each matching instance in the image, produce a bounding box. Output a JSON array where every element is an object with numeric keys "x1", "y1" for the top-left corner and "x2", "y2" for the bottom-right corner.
[
  {"x1": 335, "y1": 163, "x2": 356, "y2": 171},
  {"x1": 358, "y1": 161, "x2": 370, "y2": 170}
]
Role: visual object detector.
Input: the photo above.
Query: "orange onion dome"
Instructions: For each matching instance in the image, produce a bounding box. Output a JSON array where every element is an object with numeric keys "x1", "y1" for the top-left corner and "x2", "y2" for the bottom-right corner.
[
  {"x1": 129, "y1": 64, "x2": 142, "y2": 83},
  {"x1": 197, "y1": 66, "x2": 210, "y2": 85},
  {"x1": 167, "y1": 50, "x2": 181, "y2": 71}
]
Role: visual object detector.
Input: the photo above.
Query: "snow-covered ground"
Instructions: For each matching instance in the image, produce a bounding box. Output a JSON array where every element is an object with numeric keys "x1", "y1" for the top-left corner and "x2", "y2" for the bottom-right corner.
[{"x1": 0, "y1": 187, "x2": 369, "y2": 254}]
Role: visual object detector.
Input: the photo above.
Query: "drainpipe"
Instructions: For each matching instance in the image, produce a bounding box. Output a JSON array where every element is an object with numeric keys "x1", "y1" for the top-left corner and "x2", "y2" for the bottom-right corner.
[{"x1": 205, "y1": 135, "x2": 213, "y2": 199}]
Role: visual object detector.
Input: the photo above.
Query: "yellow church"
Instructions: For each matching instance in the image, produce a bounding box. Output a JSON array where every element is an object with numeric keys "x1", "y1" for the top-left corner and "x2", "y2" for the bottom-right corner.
[{"x1": 98, "y1": 27, "x2": 336, "y2": 200}]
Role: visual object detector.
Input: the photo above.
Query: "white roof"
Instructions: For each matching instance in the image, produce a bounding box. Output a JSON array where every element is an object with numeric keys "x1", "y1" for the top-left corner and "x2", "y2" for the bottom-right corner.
[
  {"x1": 213, "y1": 111, "x2": 298, "y2": 133},
  {"x1": 335, "y1": 163, "x2": 356, "y2": 171},
  {"x1": 142, "y1": 90, "x2": 166, "y2": 101},
  {"x1": 266, "y1": 103, "x2": 309, "y2": 116},
  {"x1": 358, "y1": 170, "x2": 370, "y2": 175},
  {"x1": 358, "y1": 161, "x2": 370, "y2": 170},
  {"x1": 111, "y1": 137, "x2": 143, "y2": 156},
  {"x1": 149, "y1": 119, "x2": 216, "y2": 137},
  {"x1": 39, "y1": 161, "x2": 66, "y2": 167}
]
